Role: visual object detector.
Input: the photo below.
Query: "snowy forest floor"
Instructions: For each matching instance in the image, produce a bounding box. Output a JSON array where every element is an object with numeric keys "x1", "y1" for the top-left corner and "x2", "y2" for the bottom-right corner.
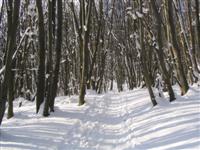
[{"x1": 1, "y1": 84, "x2": 200, "y2": 150}]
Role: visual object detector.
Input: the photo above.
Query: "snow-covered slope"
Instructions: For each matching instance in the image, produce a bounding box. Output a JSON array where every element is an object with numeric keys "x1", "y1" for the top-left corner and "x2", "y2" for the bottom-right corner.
[{"x1": 1, "y1": 85, "x2": 200, "y2": 150}]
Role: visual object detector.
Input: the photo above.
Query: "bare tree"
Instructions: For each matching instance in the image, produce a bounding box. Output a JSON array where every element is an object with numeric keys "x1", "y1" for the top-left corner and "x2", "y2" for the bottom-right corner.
[
  {"x1": 35, "y1": 0, "x2": 46, "y2": 113},
  {"x1": 151, "y1": 0, "x2": 175, "y2": 102},
  {"x1": 0, "y1": 0, "x2": 21, "y2": 125},
  {"x1": 167, "y1": 0, "x2": 189, "y2": 95},
  {"x1": 48, "y1": 0, "x2": 63, "y2": 112}
]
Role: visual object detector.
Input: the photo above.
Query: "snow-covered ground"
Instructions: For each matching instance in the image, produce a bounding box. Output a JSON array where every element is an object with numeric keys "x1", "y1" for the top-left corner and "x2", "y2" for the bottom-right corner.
[{"x1": 1, "y1": 85, "x2": 200, "y2": 150}]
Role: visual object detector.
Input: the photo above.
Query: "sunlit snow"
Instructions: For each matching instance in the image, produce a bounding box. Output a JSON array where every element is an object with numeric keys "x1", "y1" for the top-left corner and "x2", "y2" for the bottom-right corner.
[{"x1": 1, "y1": 84, "x2": 200, "y2": 150}]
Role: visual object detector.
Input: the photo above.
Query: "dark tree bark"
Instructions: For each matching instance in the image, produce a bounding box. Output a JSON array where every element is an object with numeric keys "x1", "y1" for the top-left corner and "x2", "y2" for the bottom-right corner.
[
  {"x1": 167, "y1": 0, "x2": 189, "y2": 95},
  {"x1": 0, "y1": 0, "x2": 21, "y2": 125},
  {"x1": 0, "y1": 0, "x2": 5, "y2": 24},
  {"x1": 140, "y1": 0, "x2": 157, "y2": 106},
  {"x1": 43, "y1": 0, "x2": 53, "y2": 116},
  {"x1": 140, "y1": 44, "x2": 157, "y2": 106},
  {"x1": 79, "y1": 0, "x2": 93, "y2": 105},
  {"x1": 36, "y1": 0, "x2": 46, "y2": 113},
  {"x1": 188, "y1": 1, "x2": 199, "y2": 74},
  {"x1": 151, "y1": 0, "x2": 175, "y2": 102},
  {"x1": 86, "y1": 0, "x2": 104, "y2": 89},
  {"x1": 6, "y1": 0, "x2": 14, "y2": 119},
  {"x1": 49, "y1": 0, "x2": 63, "y2": 112},
  {"x1": 195, "y1": 0, "x2": 200, "y2": 60},
  {"x1": 7, "y1": 60, "x2": 15, "y2": 119}
]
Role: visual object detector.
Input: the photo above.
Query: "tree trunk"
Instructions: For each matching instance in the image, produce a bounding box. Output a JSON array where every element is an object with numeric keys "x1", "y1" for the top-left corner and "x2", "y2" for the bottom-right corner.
[
  {"x1": 49, "y1": 0, "x2": 63, "y2": 112},
  {"x1": 151, "y1": 0, "x2": 175, "y2": 102},
  {"x1": 43, "y1": 0, "x2": 53, "y2": 116},
  {"x1": 79, "y1": 0, "x2": 93, "y2": 105},
  {"x1": 36, "y1": 0, "x2": 46, "y2": 113},
  {"x1": 167, "y1": 0, "x2": 189, "y2": 95},
  {"x1": 0, "y1": 0, "x2": 5, "y2": 25},
  {"x1": 187, "y1": 0, "x2": 200, "y2": 78},
  {"x1": 195, "y1": 0, "x2": 200, "y2": 59},
  {"x1": 7, "y1": 61, "x2": 15, "y2": 119},
  {"x1": 0, "y1": 0, "x2": 21, "y2": 125},
  {"x1": 140, "y1": 0, "x2": 157, "y2": 106}
]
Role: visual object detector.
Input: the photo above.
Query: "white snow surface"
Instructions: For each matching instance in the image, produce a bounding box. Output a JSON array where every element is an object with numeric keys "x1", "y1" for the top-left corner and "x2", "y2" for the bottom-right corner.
[{"x1": 1, "y1": 85, "x2": 200, "y2": 150}]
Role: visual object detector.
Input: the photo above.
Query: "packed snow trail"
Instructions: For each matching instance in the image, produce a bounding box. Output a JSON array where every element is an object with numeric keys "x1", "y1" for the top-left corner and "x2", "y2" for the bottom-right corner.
[{"x1": 1, "y1": 85, "x2": 200, "y2": 150}]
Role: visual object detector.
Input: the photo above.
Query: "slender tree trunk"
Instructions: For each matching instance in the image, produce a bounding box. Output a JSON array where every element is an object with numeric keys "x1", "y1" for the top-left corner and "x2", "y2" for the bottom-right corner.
[
  {"x1": 43, "y1": 0, "x2": 53, "y2": 116},
  {"x1": 6, "y1": 0, "x2": 14, "y2": 119},
  {"x1": 36, "y1": 0, "x2": 46, "y2": 113},
  {"x1": 49, "y1": 0, "x2": 63, "y2": 112},
  {"x1": 79, "y1": 0, "x2": 93, "y2": 105},
  {"x1": 0, "y1": 0, "x2": 5, "y2": 24},
  {"x1": 167, "y1": 0, "x2": 189, "y2": 95},
  {"x1": 151, "y1": 0, "x2": 175, "y2": 102},
  {"x1": 86, "y1": 0, "x2": 104, "y2": 90},
  {"x1": 188, "y1": 1, "x2": 200, "y2": 75},
  {"x1": 195, "y1": 0, "x2": 200, "y2": 58},
  {"x1": 0, "y1": 0, "x2": 21, "y2": 125},
  {"x1": 79, "y1": 0, "x2": 86, "y2": 105},
  {"x1": 140, "y1": 0, "x2": 157, "y2": 106},
  {"x1": 7, "y1": 61, "x2": 15, "y2": 119}
]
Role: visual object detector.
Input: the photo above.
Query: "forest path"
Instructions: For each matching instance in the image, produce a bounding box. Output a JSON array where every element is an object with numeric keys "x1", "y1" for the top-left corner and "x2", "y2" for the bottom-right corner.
[
  {"x1": 1, "y1": 85, "x2": 200, "y2": 150},
  {"x1": 59, "y1": 90, "x2": 148, "y2": 150}
]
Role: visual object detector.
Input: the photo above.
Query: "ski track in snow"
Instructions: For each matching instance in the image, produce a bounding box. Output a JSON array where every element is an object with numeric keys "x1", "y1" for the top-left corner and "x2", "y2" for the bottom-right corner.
[{"x1": 0, "y1": 85, "x2": 200, "y2": 150}]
